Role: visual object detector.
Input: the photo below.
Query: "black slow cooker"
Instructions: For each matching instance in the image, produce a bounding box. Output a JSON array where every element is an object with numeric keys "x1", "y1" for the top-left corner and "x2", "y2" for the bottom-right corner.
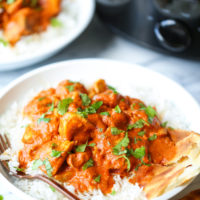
[{"x1": 97, "y1": 0, "x2": 200, "y2": 58}]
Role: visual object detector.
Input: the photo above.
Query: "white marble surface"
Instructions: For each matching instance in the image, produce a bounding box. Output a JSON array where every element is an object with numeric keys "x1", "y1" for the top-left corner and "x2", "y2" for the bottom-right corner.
[{"x1": 0, "y1": 16, "x2": 200, "y2": 200}]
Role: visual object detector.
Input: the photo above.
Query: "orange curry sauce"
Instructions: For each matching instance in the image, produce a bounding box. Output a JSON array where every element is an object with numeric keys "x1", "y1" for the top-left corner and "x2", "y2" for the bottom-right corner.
[{"x1": 18, "y1": 79, "x2": 176, "y2": 194}]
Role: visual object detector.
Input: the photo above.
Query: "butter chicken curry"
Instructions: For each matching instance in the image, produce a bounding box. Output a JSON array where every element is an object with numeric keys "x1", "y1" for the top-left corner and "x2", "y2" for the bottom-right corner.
[{"x1": 18, "y1": 79, "x2": 177, "y2": 195}]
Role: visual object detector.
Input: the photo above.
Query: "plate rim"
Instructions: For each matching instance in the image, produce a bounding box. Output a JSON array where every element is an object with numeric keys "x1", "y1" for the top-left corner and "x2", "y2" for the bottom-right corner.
[{"x1": 0, "y1": 0, "x2": 95, "y2": 71}]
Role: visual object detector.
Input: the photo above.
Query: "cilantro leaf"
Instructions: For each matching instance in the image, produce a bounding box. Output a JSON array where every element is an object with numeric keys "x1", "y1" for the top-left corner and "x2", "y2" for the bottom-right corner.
[
  {"x1": 66, "y1": 85, "x2": 74, "y2": 92},
  {"x1": 58, "y1": 98, "x2": 73, "y2": 115},
  {"x1": 88, "y1": 143, "x2": 96, "y2": 147},
  {"x1": 76, "y1": 141, "x2": 88, "y2": 152},
  {"x1": 82, "y1": 159, "x2": 94, "y2": 170},
  {"x1": 51, "y1": 143, "x2": 57, "y2": 148},
  {"x1": 114, "y1": 105, "x2": 121, "y2": 113},
  {"x1": 38, "y1": 96, "x2": 46, "y2": 101},
  {"x1": 100, "y1": 112, "x2": 110, "y2": 116},
  {"x1": 37, "y1": 114, "x2": 51, "y2": 124},
  {"x1": 94, "y1": 175, "x2": 101, "y2": 183},
  {"x1": 138, "y1": 131, "x2": 146, "y2": 137},
  {"x1": 148, "y1": 134, "x2": 157, "y2": 141},
  {"x1": 80, "y1": 93, "x2": 91, "y2": 106},
  {"x1": 49, "y1": 185, "x2": 56, "y2": 192},
  {"x1": 131, "y1": 146, "x2": 146, "y2": 159},
  {"x1": 32, "y1": 159, "x2": 43, "y2": 170},
  {"x1": 108, "y1": 85, "x2": 118, "y2": 94},
  {"x1": 91, "y1": 101, "x2": 103, "y2": 110},
  {"x1": 111, "y1": 190, "x2": 116, "y2": 195},
  {"x1": 127, "y1": 119, "x2": 148, "y2": 130},
  {"x1": 117, "y1": 155, "x2": 131, "y2": 171},
  {"x1": 77, "y1": 101, "x2": 103, "y2": 118},
  {"x1": 141, "y1": 106, "x2": 157, "y2": 123},
  {"x1": 111, "y1": 127, "x2": 124, "y2": 135},
  {"x1": 131, "y1": 103, "x2": 136, "y2": 110},
  {"x1": 112, "y1": 132, "x2": 130, "y2": 155},
  {"x1": 14, "y1": 167, "x2": 24, "y2": 172},
  {"x1": 161, "y1": 121, "x2": 168, "y2": 128},
  {"x1": 43, "y1": 159, "x2": 53, "y2": 177},
  {"x1": 48, "y1": 102, "x2": 54, "y2": 112},
  {"x1": 51, "y1": 150, "x2": 62, "y2": 158},
  {"x1": 51, "y1": 18, "x2": 62, "y2": 27}
]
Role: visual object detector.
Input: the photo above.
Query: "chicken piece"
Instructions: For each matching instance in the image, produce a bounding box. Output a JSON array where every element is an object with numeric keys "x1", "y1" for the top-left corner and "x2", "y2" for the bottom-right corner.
[
  {"x1": 89, "y1": 79, "x2": 107, "y2": 97},
  {"x1": 93, "y1": 90, "x2": 121, "y2": 107},
  {"x1": 59, "y1": 112, "x2": 94, "y2": 143},
  {"x1": 34, "y1": 139, "x2": 74, "y2": 176},
  {"x1": 56, "y1": 80, "x2": 87, "y2": 99},
  {"x1": 22, "y1": 126, "x2": 35, "y2": 144},
  {"x1": 111, "y1": 110, "x2": 129, "y2": 129},
  {"x1": 40, "y1": 0, "x2": 61, "y2": 19},
  {"x1": 4, "y1": 8, "x2": 41, "y2": 45},
  {"x1": 67, "y1": 152, "x2": 91, "y2": 168},
  {"x1": 4, "y1": 0, "x2": 22, "y2": 14}
]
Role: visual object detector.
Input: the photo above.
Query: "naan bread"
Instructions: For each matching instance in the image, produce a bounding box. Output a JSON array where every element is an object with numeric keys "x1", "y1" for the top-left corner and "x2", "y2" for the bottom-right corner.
[{"x1": 143, "y1": 129, "x2": 200, "y2": 199}]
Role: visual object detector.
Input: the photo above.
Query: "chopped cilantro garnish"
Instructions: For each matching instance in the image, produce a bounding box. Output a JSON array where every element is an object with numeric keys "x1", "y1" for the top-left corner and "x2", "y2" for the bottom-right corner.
[
  {"x1": 77, "y1": 101, "x2": 103, "y2": 118},
  {"x1": 51, "y1": 18, "x2": 62, "y2": 27},
  {"x1": 51, "y1": 150, "x2": 62, "y2": 158},
  {"x1": 51, "y1": 143, "x2": 57, "y2": 148},
  {"x1": 94, "y1": 175, "x2": 101, "y2": 183},
  {"x1": 131, "y1": 103, "x2": 136, "y2": 110},
  {"x1": 43, "y1": 159, "x2": 53, "y2": 177},
  {"x1": 57, "y1": 98, "x2": 73, "y2": 115},
  {"x1": 49, "y1": 185, "x2": 56, "y2": 192},
  {"x1": 80, "y1": 93, "x2": 91, "y2": 106},
  {"x1": 139, "y1": 103, "x2": 145, "y2": 109},
  {"x1": 82, "y1": 159, "x2": 94, "y2": 170},
  {"x1": 108, "y1": 85, "x2": 118, "y2": 94},
  {"x1": 48, "y1": 102, "x2": 54, "y2": 112},
  {"x1": 111, "y1": 127, "x2": 124, "y2": 135},
  {"x1": 148, "y1": 134, "x2": 157, "y2": 141},
  {"x1": 137, "y1": 130, "x2": 146, "y2": 137},
  {"x1": 134, "y1": 137, "x2": 142, "y2": 144},
  {"x1": 37, "y1": 114, "x2": 51, "y2": 124},
  {"x1": 38, "y1": 96, "x2": 46, "y2": 101},
  {"x1": 80, "y1": 93, "x2": 90, "y2": 106},
  {"x1": 168, "y1": 126, "x2": 174, "y2": 130},
  {"x1": 66, "y1": 85, "x2": 74, "y2": 92},
  {"x1": 76, "y1": 141, "x2": 88, "y2": 152},
  {"x1": 114, "y1": 105, "x2": 121, "y2": 113},
  {"x1": 127, "y1": 119, "x2": 148, "y2": 130},
  {"x1": 100, "y1": 134, "x2": 105, "y2": 138},
  {"x1": 6, "y1": 0, "x2": 15, "y2": 4},
  {"x1": 161, "y1": 121, "x2": 168, "y2": 128},
  {"x1": 32, "y1": 159, "x2": 43, "y2": 170},
  {"x1": 99, "y1": 128, "x2": 103, "y2": 132},
  {"x1": 131, "y1": 146, "x2": 146, "y2": 159},
  {"x1": 14, "y1": 167, "x2": 24, "y2": 172},
  {"x1": 141, "y1": 106, "x2": 157, "y2": 123},
  {"x1": 110, "y1": 190, "x2": 116, "y2": 195},
  {"x1": 88, "y1": 143, "x2": 96, "y2": 147},
  {"x1": 32, "y1": 159, "x2": 52, "y2": 177},
  {"x1": 121, "y1": 98, "x2": 125, "y2": 102},
  {"x1": 112, "y1": 132, "x2": 130, "y2": 155},
  {"x1": 92, "y1": 101, "x2": 103, "y2": 110},
  {"x1": 117, "y1": 155, "x2": 131, "y2": 171},
  {"x1": 100, "y1": 112, "x2": 110, "y2": 116}
]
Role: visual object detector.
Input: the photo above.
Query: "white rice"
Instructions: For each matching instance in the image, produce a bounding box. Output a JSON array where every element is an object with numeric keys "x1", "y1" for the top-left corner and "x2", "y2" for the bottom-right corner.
[
  {"x1": 0, "y1": 0, "x2": 79, "y2": 60},
  {"x1": 0, "y1": 82, "x2": 195, "y2": 200}
]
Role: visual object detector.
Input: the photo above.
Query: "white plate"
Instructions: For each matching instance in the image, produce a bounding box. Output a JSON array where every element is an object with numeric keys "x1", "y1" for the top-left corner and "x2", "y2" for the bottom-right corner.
[
  {"x1": 0, "y1": 0, "x2": 95, "y2": 71},
  {"x1": 0, "y1": 59, "x2": 200, "y2": 200}
]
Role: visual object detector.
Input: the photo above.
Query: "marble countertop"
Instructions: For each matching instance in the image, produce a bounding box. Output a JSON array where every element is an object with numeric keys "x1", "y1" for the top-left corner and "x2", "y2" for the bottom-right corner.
[{"x1": 0, "y1": 16, "x2": 200, "y2": 200}]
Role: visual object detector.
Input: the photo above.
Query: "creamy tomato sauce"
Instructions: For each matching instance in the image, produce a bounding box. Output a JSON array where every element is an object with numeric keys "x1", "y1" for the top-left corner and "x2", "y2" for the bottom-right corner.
[{"x1": 18, "y1": 79, "x2": 176, "y2": 194}]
